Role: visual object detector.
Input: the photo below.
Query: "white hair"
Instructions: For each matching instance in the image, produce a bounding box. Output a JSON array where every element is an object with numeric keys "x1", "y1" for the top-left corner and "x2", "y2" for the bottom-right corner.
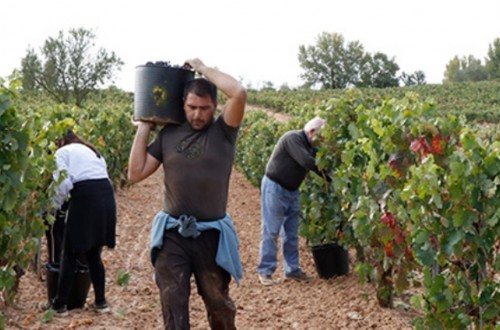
[{"x1": 304, "y1": 116, "x2": 325, "y2": 133}]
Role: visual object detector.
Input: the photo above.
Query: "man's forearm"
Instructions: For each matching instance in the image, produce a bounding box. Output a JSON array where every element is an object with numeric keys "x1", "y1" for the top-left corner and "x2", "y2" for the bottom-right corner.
[
  {"x1": 197, "y1": 65, "x2": 243, "y2": 99},
  {"x1": 128, "y1": 124, "x2": 152, "y2": 182}
]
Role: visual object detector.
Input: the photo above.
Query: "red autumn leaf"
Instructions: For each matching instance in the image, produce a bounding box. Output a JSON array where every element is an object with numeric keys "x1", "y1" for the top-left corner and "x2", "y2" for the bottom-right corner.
[
  {"x1": 381, "y1": 212, "x2": 396, "y2": 228},
  {"x1": 430, "y1": 135, "x2": 445, "y2": 155},
  {"x1": 404, "y1": 246, "x2": 413, "y2": 258},
  {"x1": 384, "y1": 241, "x2": 395, "y2": 257},
  {"x1": 395, "y1": 232, "x2": 405, "y2": 245},
  {"x1": 411, "y1": 135, "x2": 432, "y2": 159},
  {"x1": 410, "y1": 139, "x2": 422, "y2": 153}
]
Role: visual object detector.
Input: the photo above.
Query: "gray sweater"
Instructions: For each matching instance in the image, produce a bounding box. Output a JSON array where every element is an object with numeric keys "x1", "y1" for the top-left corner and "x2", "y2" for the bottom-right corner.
[{"x1": 265, "y1": 129, "x2": 321, "y2": 190}]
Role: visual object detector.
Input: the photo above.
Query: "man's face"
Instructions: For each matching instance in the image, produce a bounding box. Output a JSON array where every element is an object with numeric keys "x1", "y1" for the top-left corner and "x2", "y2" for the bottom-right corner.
[
  {"x1": 308, "y1": 128, "x2": 324, "y2": 148},
  {"x1": 183, "y1": 93, "x2": 216, "y2": 130}
]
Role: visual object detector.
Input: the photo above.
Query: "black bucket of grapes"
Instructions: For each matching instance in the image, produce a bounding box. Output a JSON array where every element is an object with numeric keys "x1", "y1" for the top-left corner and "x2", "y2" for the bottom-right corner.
[
  {"x1": 311, "y1": 243, "x2": 349, "y2": 279},
  {"x1": 134, "y1": 61, "x2": 195, "y2": 125},
  {"x1": 45, "y1": 262, "x2": 91, "y2": 309}
]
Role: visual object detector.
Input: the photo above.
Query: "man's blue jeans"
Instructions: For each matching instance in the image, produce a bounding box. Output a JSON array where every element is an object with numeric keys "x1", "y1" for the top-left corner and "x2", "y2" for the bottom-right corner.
[{"x1": 257, "y1": 175, "x2": 302, "y2": 276}]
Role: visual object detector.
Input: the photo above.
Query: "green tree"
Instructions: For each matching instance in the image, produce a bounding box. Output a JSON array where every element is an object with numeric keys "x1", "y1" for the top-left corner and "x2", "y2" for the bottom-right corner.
[
  {"x1": 443, "y1": 56, "x2": 462, "y2": 83},
  {"x1": 298, "y1": 32, "x2": 400, "y2": 89},
  {"x1": 298, "y1": 32, "x2": 365, "y2": 89},
  {"x1": 485, "y1": 37, "x2": 500, "y2": 80},
  {"x1": 358, "y1": 52, "x2": 400, "y2": 88},
  {"x1": 413, "y1": 70, "x2": 426, "y2": 85},
  {"x1": 400, "y1": 70, "x2": 426, "y2": 86},
  {"x1": 464, "y1": 55, "x2": 488, "y2": 81},
  {"x1": 443, "y1": 55, "x2": 487, "y2": 83},
  {"x1": 20, "y1": 27, "x2": 123, "y2": 106},
  {"x1": 261, "y1": 80, "x2": 275, "y2": 90}
]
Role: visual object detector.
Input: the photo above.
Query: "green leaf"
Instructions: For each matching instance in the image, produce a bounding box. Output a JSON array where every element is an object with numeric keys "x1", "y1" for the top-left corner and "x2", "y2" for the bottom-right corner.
[
  {"x1": 410, "y1": 294, "x2": 423, "y2": 309},
  {"x1": 347, "y1": 122, "x2": 358, "y2": 140},
  {"x1": 486, "y1": 208, "x2": 499, "y2": 227},
  {"x1": 371, "y1": 118, "x2": 384, "y2": 137},
  {"x1": 116, "y1": 270, "x2": 131, "y2": 287},
  {"x1": 1, "y1": 191, "x2": 17, "y2": 212},
  {"x1": 443, "y1": 230, "x2": 463, "y2": 256},
  {"x1": 416, "y1": 246, "x2": 435, "y2": 266},
  {"x1": 414, "y1": 231, "x2": 430, "y2": 244},
  {"x1": 42, "y1": 309, "x2": 55, "y2": 323},
  {"x1": 452, "y1": 210, "x2": 465, "y2": 228},
  {"x1": 430, "y1": 192, "x2": 443, "y2": 209},
  {"x1": 482, "y1": 305, "x2": 499, "y2": 321},
  {"x1": 429, "y1": 275, "x2": 453, "y2": 311},
  {"x1": 484, "y1": 154, "x2": 499, "y2": 177}
]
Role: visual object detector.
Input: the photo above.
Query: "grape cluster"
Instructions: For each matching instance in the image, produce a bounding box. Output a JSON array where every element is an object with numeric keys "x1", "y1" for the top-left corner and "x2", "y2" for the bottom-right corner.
[{"x1": 145, "y1": 61, "x2": 182, "y2": 68}]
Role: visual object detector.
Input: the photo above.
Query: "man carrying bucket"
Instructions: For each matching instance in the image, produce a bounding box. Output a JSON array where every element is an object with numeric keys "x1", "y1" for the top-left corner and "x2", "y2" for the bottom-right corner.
[{"x1": 128, "y1": 58, "x2": 246, "y2": 329}]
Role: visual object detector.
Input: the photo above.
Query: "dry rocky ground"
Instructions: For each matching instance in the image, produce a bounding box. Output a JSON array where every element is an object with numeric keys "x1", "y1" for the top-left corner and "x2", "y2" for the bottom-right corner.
[{"x1": 3, "y1": 167, "x2": 420, "y2": 329}]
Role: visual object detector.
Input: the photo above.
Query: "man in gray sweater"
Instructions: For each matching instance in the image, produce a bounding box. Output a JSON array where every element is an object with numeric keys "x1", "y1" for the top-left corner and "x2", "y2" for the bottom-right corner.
[{"x1": 257, "y1": 116, "x2": 329, "y2": 285}]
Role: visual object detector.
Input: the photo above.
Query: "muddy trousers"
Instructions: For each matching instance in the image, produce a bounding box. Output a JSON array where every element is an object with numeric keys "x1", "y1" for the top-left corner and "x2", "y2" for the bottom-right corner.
[{"x1": 154, "y1": 229, "x2": 236, "y2": 330}]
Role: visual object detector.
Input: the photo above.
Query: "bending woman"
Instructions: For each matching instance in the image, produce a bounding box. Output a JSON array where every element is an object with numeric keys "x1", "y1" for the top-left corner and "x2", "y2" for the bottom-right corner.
[{"x1": 51, "y1": 129, "x2": 116, "y2": 316}]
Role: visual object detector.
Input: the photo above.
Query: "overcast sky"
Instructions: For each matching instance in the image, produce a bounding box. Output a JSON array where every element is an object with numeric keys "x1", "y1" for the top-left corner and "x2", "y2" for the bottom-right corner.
[{"x1": 1, "y1": 0, "x2": 499, "y2": 91}]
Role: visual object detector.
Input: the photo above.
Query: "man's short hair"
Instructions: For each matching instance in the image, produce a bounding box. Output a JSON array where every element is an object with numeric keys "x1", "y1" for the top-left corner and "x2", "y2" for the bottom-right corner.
[
  {"x1": 183, "y1": 78, "x2": 217, "y2": 103},
  {"x1": 304, "y1": 116, "x2": 325, "y2": 133}
]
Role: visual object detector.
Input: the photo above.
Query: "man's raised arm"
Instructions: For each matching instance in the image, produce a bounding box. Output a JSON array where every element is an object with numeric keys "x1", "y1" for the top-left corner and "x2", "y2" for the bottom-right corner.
[{"x1": 184, "y1": 58, "x2": 247, "y2": 128}]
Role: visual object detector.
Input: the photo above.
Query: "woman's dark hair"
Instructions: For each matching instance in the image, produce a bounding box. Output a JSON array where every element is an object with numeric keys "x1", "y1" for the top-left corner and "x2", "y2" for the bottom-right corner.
[
  {"x1": 183, "y1": 78, "x2": 217, "y2": 103},
  {"x1": 57, "y1": 129, "x2": 101, "y2": 158}
]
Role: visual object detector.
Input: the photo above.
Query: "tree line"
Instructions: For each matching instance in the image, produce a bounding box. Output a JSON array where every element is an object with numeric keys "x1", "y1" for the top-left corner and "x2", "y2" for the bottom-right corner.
[
  {"x1": 443, "y1": 38, "x2": 500, "y2": 83},
  {"x1": 14, "y1": 28, "x2": 500, "y2": 105},
  {"x1": 298, "y1": 32, "x2": 500, "y2": 89}
]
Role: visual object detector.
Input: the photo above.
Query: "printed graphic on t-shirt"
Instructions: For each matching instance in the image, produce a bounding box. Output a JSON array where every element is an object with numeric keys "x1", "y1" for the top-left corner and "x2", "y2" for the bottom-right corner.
[{"x1": 176, "y1": 137, "x2": 203, "y2": 159}]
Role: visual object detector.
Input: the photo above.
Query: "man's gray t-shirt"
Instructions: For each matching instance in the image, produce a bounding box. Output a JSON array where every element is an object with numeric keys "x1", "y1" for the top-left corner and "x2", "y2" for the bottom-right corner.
[{"x1": 148, "y1": 116, "x2": 238, "y2": 220}]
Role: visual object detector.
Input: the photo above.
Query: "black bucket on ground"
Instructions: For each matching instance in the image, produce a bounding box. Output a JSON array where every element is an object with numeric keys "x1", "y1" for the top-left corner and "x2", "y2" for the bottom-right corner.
[
  {"x1": 46, "y1": 262, "x2": 91, "y2": 309},
  {"x1": 311, "y1": 243, "x2": 349, "y2": 279},
  {"x1": 134, "y1": 62, "x2": 195, "y2": 125}
]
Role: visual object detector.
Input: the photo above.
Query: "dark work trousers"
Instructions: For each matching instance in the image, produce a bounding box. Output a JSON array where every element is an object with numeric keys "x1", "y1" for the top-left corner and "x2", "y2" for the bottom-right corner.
[
  {"x1": 154, "y1": 229, "x2": 236, "y2": 330},
  {"x1": 54, "y1": 241, "x2": 106, "y2": 308}
]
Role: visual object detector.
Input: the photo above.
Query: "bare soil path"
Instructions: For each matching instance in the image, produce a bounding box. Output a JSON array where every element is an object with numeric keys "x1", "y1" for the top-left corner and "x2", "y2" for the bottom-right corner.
[{"x1": 4, "y1": 167, "x2": 418, "y2": 329}]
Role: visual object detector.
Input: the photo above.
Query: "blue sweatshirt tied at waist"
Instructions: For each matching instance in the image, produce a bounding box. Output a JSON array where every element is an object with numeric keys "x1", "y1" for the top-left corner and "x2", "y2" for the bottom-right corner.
[{"x1": 150, "y1": 211, "x2": 243, "y2": 285}]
